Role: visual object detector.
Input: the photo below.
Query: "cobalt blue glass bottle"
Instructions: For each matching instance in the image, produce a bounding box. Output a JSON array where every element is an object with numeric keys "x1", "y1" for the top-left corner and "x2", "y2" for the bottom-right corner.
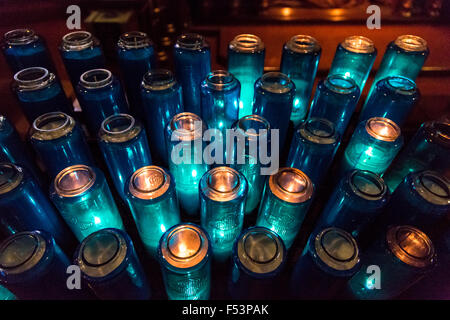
[
  {"x1": 0, "y1": 163, "x2": 74, "y2": 250},
  {"x1": 173, "y1": 33, "x2": 211, "y2": 116},
  {"x1": 125, "y1": 166, "x2": 181, "y2": 256},
  {"x1": 383, "y1": 121, "x2": 450, "y2": 192},
  {"x1": 165, "y1": 112, "x2": 209, "y2": 216},
  {"x1": 286, "y1": 117, "x2": 340, "y2": 187},
  {"x1": 1, "y1": 28, "x2": 53, "y2": 73},
  {"x1": 117, "y1": 31, "x2": 156, "y2": 117},
  {"x1": 291, "y1": 227, "x2": 361, "y2": 299},
  {"x1": 253, "y1": 72, "x2": 295, "y2": 150},
  {"x1": 0, "y1": 230, "x2": 89, "y2": 300},
  {"x1": 360, "y1": 76, "x2": 420, "y2": 126},
  {"x1": 228, "y1": 34, "x2": 265, "y2": 118},
  {"x1": 341, "y1": 117, "x2": 403, "y2": 176},
  {"x1": 366, "y1": 35, "x2": 428, "y2": 103},
  {"x1": 328, "y1": 35, "x2": 377, "y2": 93},
  {"x1": 98, "y1": 113, "x2": 152, "y2": 200},
  {"x1": 59, "y1": 31, "x2": 106, "y2": 89},
  {"x1": 74, "y1": 228, "x2": 151, "y2": 300},
  {"x1": 201, "y1": 70, "x2": 240, "y2": 134},
  {"x1": 230, "y1": 114, "x2": 270, "y2": 214},
  {"x1": 349, "y1": 225, "x2": 436, "y2": 300},
  {"x1": 50, "y1": 165, "x2": 125, "y2": 241},
  {"x1": 30, "y1": 112, "x2": 94, "y2": 177},
  {"x1": 280, "y1": 35, "x2": 321, "y2": 125},
  {"x1": 307, "y1": 75, "x2": 359, "y2": 137},
  {"x1": 199, "y1": 166, "x2": 248, "y2": 261},
  {"x1": 77, "y1": 69, "x2": 129, "y2": 134},
  {"x1": 229, "y1": 226, "x2": 286, "y2": 299},
  {"x1": 256, "y1": 167, "x2": 314, "y2": 249},
  {"x1": 316, "y1": 170, "x2": 389, "y2": 241},
  {"x1": 141, "y1": 69, "x2": 184, "y2": 165},
  {"x1": 158, "y1": 223, "x2": 212, "y2": 300},
  {"x1": 12, "y1": 67, "x2": 72, "y2": 122}
]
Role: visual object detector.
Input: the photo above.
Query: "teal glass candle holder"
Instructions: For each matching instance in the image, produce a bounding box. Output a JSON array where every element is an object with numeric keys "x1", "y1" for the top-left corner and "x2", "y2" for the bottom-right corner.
[
  {"x1": 98, "y1": 113, "x2": 152, "y2": 200},
  {"x1": 0, "y1": 284, "x2": 15, "y2": 300},
  {"x1": 49, "y1": 165, "x2": 124, "y2": 241},
  {"x1": 349, "y1": 225, "x2": 436, "y2": 300},
  {"x1": 360, "y1": 76, "x2": 420, "y2": 126},
  {"x1": 307, "y1": 75, "x2": 359, "y2": 137},
  {"x1": 199, "y1": 166, "x2": 248, "y2": 261},
  {"x1": 173, "y1": 33, "x2": 211, "y2": 116},
  {"x1": 252, "y1": 72, "x2": 295, "y2": 150},
  {"x1": 228, "y1": 34, "x2": 265, "y2": 118},
  {"x1": 383, "y1": 121, "x2": 450, "y2": 192},
  {"x1": 280, "y1": 35, "x2": 321, "y2": 125},
  {"x1": 158, "y1": 223, "x2": 212, "y2": 300},
  {"x1": 125, "y1": 166, "x2": 181, "y2": 256},
  {"x1": 141, "y1": 69, "x2": 184, "y2": 165},
  {"x1": 256, "y1": 167, "x2": 314, "y2": 249},
  {"x1": 30, "y1": 112, "x2": 94, "y2": 177},
  {"x1": 286, "y1": 117, "x2": 340, "y2": 187},
  {"x1": 165, "y1": 112, "x2": 209, "y2": 216},
  {"x1": 341, "y1": 117, "x2": 403, "y2": 176},
  {"x1": 328, "y1": 35, "x2": 377, "y2": 93}
]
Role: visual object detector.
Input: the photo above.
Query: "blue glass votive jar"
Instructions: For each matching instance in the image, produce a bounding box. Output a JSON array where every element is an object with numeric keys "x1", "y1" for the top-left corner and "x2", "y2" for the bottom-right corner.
[
  {"x1": 173, "y1": 33, "x2": 211, "y2": 116},
  {"x1": 98, "y1": 113, "x2": 152, "y2": 200},
  {"x1": 49, "y1": 165, "x2": 124, "y2": 241},
  {"x1": 1, "y1": 28, "x2": 54, "y2": 73},
  {"x1": 165, "y1": 112, "x2": 209, "y2": 216},
  {"x1": 253, "y1": 72, "x2": 295, "y2": 150},
  {"x1": 256, "y1": 167, "x2": 314, "y2": 249},
  {"x1": 117, "y1": 31, "x2": 156, "y2": 117},
  {"x1": 30, "y1": 112, "x2": 94, "y2": 177},
  {"x1": 59, "y1": 31, "x2": 106, "y2": 89},
  {"x1": 125, "y1": 166, "x2": 181, "y2": 256},
  {"x1": 341, "y1": 117, "x2": 403, "y2": 176},
  {"x1": 0, "y1": 230, "x2": 89, "y2": 300},
  {"x1": 348, "y1": 225, "x2": 436, "y2": 300},
  {"x1": 229, "y1": 226, "x2": 286, "y2": 299},
  {"x1": 291, "y1": 227, "x2": 361, "y2": 299},
  {"x1": 199, "y1": 166, "x2": 248, "y2": 261},
  {"x1": 383, "y1": 121, "x2": 450, "y2": 192},
  {"x1": 307, "y1": 75, "x2": 359, "y2": 137},
  {"x1": 228, "y1": 34, "x2": 265, "y2": 118},
  {"x1": 286, "y1": 117, "x2": 340, "y2": 187},
  {"x1": 74, "y1": 228, "x2": 151, "y2": 300},
  {"x1": 158, "y1": 223, "x2": 212, "y2": 300},
  {"x1": 280, "y1": 35, "x2": 321, "y2": 125},
  {"x1": 13, "y1": 67, "x2": 72, "y2": 122},
  {"x1": 328, "y1": 35, "x2": 377, "y2": 93},
  {"x1": 0, "y1": 163, "x2": 74, "y2": 250},
  {"x1": 77, "y1": 68, "x2": 129, "y2": 134},
  {"x1": 360, "y1": 76, "x2": 420, "y2": 126}
]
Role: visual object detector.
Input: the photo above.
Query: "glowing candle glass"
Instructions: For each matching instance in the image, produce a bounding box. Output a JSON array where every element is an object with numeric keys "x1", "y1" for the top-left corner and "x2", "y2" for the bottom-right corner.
[
  {"x1": 125, "y1": 166, "x2": 181, "y2": 256},
  {"x1": 13, "y1": 67, "x2": 72, "y2": 122},
  {"x1": 59, "y1": 31, "x2": 105, "y2": 89},
  {"x1": 158, "y1": 223, "x2": 211, "y2": 300},
  {"x1": 228, "y1": 34, "x2": 265, "y2": 118},
  {"x1": 49, "y1": 165, "x2": 124, "y2": 241},
  {"x1": 74, "y1": 228, "x2": 151, "y2": 300},
  {"x1": 280, "y1": 35, "x2": 321, "y2": 125},
  {"x1": 291, "y1": 227, "x2": 361, "y2": 299},
  {"x1": 173, "y1": 33, "x2": 211, "y2": 116},
  {"x1": 341, "y1": 117, "x2": 403, "y2": 176},
  {"x1": 199, "y1": 167, "x2": 247, "y2": 260},
  {"x1": 256, "y1": 167, "x2": 314, "y2": 249},
  {"x1": 30, "y1": 112, "x2": 94, "y2": 177},
  {"x1": 98, "y1": 114, "x2": 152, "y2": 199},
  {"x1": 307, "y1": 75, "x2": 359, "y2": 137}
]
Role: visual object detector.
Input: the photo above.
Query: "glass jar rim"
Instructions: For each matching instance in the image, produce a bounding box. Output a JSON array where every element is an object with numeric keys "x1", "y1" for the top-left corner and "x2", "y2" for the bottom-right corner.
[
  {"x1": 142, "y1": 69, "x2": 176, "y2": 91},
  {"x1": 14, "y1": 67, "x2": 54, "y2": 91},
  {"x1": 118, "y1": 31, "x2": 152, "y2": 49},
  {"x1": 286, "y1": 35, "x2": 320, "y2": 53},
  {"x1": 394, "y1": 35, "x2": 428, "y2": 52},
  {"x1": 61, "y1": 31, "x2": 94, "y2": 51},
  {"x1": 341, "y1": 35, "x2": 375, "y2": 54},
  {"x1": 204, "y1": 70, "x2": 238, "y2": 91},
  {"x1": 229, "y1": 34, "x2": 264, "y2": 53},
  {"x1": 80, "y1": 69, "x2": 113, "y2": 89},
  {"x1": 4, "y1": 28, "x2": 38, "y2": 45},
  {"x1": 175, "y1": 33, "x2": 207, "y2": 51}
]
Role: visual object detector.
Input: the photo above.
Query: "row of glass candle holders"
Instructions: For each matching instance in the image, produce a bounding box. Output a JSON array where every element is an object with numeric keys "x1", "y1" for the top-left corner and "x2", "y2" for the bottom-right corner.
[{"x1": 0, "y1": 28, "x2": 448, "y2": 300}]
